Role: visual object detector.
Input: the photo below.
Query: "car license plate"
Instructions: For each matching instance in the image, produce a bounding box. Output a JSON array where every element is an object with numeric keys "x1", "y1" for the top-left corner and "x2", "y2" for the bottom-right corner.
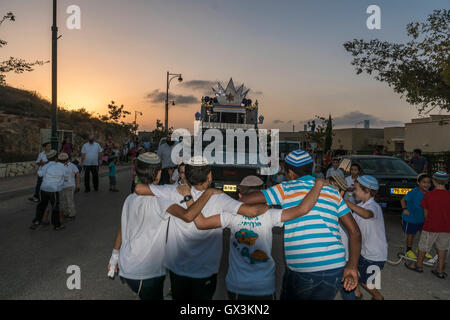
[
  {"x1": 390, "y1": 188, "x2": 412, "y2": 195},
  {"x1": 223, "y1": 184, "x2": 237, "y2": 192}
]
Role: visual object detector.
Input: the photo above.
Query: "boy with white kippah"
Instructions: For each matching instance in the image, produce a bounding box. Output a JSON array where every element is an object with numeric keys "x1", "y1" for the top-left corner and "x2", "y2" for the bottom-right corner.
[
  {"x1": 345, "y1": 175, "x2": 387, "y2": 300},
  {"x1": 406, "y1": 171, "x2": 450, "y2": 279},
  {"x1": 193, "y1": 175, "x2": 326, "y2": 300},
  {"x1": 240, "y1": 149, "x2": 362, "y2": 300},
  {"x1": 107, "y1": 153, "x2": 222, "y2": 300}
]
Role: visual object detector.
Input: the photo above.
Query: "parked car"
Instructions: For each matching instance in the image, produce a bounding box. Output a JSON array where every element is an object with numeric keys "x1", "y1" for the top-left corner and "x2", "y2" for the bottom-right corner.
[{"x1": 336, "y1": 155, "x2": 418, "y2": 210}]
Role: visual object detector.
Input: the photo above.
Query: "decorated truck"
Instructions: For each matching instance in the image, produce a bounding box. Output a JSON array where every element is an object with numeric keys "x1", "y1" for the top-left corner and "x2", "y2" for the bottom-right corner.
[{"x1": 193, "y1": 78, "x2": 269, "y2": 197}]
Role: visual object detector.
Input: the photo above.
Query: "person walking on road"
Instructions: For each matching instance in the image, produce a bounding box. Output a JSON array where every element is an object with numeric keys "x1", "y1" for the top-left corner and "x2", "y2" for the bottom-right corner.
[
  {"x1": 409, "y1": 149, "x2": 428, "y2": 174},
  {"x1": 157, "y1": 136, "x2": 175, "y2": 185},
  {"x1": 29, "y1": 142, "x2": 51, "y2": 202},
  {"x1": 81, "y1": 135, "x2": 103, "y2": 193},
  {"x1": 30, "y1": 150, "x2": 68, "y2": 231},
  {"x1": 60, "y1": 153, "x2": 80, "y2": 221}
]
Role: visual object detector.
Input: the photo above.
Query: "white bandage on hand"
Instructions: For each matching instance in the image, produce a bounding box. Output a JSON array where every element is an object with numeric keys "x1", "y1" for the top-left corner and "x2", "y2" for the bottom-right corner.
[{"x1": 108, "y1": 249, "x2": 119, "y2": 278}]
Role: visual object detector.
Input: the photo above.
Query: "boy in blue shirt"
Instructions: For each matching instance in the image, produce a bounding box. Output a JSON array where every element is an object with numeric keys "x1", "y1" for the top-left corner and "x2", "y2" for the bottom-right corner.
[
  {"x1": 109, "y1": 157, "x2": 118, "y2": 192},
  {"x1": 400, "y1": 173, "x2": 432, "y2": 259}
]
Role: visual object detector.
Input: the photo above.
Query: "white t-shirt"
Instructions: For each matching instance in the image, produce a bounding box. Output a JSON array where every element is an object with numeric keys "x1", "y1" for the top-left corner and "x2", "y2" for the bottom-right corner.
[
  {"x1": 118, "y1": 193, "x2": 175, "y2": 280},
  {"x1": 36, "y1": 151, "x2": 48, "y2": 165},
  {"x1": 149, "y1": 184, "x2": 243, "y2": 278},
  {"x1": 221, "y1": 209, "x2": 283, "y2": 296},
  {"x1": 63, "y1": 162, "x2": 80, "y2": 189},
  {"x1": 39, "y1": 162, "x2": 69, "y2": 192},
  {"x1": 352, "y1": 198, "x2": 388, "y2": 262},
  {"x1": 81, "y1": 142, "x2": 103, "y2": 166},
  {"x1": 344, "y1": 176, "x2": 357, "y2": 203}
]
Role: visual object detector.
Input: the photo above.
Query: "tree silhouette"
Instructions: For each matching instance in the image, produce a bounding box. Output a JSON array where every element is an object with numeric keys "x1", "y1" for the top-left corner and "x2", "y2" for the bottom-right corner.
[
  {"x1": 0, "y1": 12, "x2": 48, "y2": 85},
  {"x1": 344, "y1": 9, "x2": 450, "y2": 113}
]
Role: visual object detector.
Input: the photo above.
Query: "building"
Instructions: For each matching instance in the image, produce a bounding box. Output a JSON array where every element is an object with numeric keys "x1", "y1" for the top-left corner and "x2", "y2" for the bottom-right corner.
[
  {"x1": 384, "y1": 126, "x2": 405, "y2": 153},
  {"x1": 404, "y1": 115, "x2": 450, "y2": 153},
  {"x1": 279, "y1": 131, "x2": 312, "y2": 149},
  {"x1": 332, "y1": 128, "x2": 384, "y2": 153}
]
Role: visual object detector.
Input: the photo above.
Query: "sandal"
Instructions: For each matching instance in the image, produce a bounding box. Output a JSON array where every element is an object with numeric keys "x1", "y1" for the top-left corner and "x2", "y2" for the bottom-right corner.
[
  {"x1": 431, "y1": 270, "x2": 448, "y2": 279},
  {"x1": 405, "y1": 262, "x2": 423, "y2": 273}
]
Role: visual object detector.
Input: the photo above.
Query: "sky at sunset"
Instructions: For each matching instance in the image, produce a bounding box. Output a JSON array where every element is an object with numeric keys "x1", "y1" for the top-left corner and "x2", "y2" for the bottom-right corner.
[{"x1": 1, "y1": 0, "x2": 449, "y2": 132}]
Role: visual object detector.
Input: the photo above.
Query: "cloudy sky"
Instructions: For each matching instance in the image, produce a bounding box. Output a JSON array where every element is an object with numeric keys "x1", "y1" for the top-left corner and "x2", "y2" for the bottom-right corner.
[{"x1": 1, "y1": 0, "x2": 448, "y2": 132}]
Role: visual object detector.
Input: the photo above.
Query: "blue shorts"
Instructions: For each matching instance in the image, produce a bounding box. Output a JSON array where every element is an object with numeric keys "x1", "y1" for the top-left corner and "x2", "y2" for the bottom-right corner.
[
  {"x1": 402, "y1": 220, "x2": 423, "y2": 235},
  {"x1": 358, "y1": 256, "x2": 385, "y2": 285},
  {"x1": 109, "y1": 176, "x2": 116, "y2": 185}
]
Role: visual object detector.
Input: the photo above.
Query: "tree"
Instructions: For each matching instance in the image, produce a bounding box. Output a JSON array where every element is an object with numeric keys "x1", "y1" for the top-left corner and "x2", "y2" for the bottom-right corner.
[
  {"x1": 306, "y1": 115, "x2": 333, "y2": 151},
  {"x1": 0, "y1": 12, "x2": 48, "y2": 85},
  {"x1": 343, "y1": 9, "x2": 450, "y2": 113},
  {"x1": 151, "y1": 119, "x2": 173, "y2": 145},
  {"x1": 107, "y1": 101, "x2": 131, "y2": 123}
]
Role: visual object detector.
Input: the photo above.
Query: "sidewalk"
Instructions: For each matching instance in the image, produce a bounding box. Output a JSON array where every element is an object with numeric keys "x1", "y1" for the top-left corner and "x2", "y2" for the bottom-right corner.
[{"x1": 0, "y1": 164, "x2": 131, "y2": 201}]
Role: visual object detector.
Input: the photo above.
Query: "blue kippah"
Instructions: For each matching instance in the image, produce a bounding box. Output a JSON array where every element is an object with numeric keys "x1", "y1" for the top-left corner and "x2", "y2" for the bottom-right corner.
[
  {"x1": 433, "y1": 171, "x2": 449, "y2": 181},
  {"x1": 285, "y1": 149, "x2": 313, "y2": 167},
  {"x1": 357, "y1": 175, "x2": 379, "y2": 190}
]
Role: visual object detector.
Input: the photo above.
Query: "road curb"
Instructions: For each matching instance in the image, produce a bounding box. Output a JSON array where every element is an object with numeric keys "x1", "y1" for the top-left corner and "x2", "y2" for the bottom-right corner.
[{"x1": 0, "y1": 166, "x2": 131, "y2": 201}]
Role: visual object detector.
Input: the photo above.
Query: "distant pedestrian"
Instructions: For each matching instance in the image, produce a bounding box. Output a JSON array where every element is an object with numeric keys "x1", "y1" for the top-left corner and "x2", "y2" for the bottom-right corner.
[
  {"x1": 81, "y1": 134, "x2": 103, "y2": 192},
  {"x1": 60, "y1": 136, "x2": 73, "y2": 158},
  {"x1": 60, "y1": 153, "x2": 80, "y2": 221},
  {"x1": 405, "y1": 171, "x2": 450, "y2": 279},
  {"x1": 143, "y1": 140, "x2": 151, "y2": 152},
  {"x1": 30, "y1": 150, "x2": 68, "y2": 231},
  {"x1": 109, "y1": 156, "x2": 119, "y2": 192},
  {"x1": 157, "y1": 135, "x2": 175, "y2": 185},
  {"x1": 344, "y1": 163, "x2": 362, "y2": 204},
  {"x1": 326, "y1": 158, "x2": 344, "y2": 178},
  {"x1": 409, "y1": 149, "x2": 428, "y2": 174},
  {"x1": 29, "y1": 142, "x2": 51, "y2": 202}
]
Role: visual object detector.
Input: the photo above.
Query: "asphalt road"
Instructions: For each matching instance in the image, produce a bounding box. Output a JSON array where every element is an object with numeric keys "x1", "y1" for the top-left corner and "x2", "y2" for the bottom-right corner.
[{"x1": 0, "y1": 169, "x2": 449, "y2": 300}]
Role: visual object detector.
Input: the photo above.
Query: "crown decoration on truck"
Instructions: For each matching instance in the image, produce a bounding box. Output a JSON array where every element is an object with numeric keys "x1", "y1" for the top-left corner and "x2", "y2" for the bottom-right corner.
[{"x1": 202, "y1": 78, "x2": 256, "y2": 108}]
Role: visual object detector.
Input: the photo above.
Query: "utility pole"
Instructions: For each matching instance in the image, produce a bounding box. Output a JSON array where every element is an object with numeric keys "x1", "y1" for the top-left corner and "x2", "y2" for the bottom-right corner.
[{"x1": 51, "y1": 0, "x2": 59, "y2": 150}]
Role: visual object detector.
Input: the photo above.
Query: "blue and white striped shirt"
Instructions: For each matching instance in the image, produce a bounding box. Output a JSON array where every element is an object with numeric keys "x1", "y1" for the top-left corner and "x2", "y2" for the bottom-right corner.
[{"x1": 262, "y1": 175, "x2": 350, "y2": 272}]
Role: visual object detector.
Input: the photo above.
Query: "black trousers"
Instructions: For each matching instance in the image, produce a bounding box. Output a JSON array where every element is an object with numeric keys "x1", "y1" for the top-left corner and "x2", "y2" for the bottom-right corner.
[
  {"x1": 33, "y1": 191, "x2": 61, "y2": 227},
  {"x1": 84, "y1": 165, "x2": 99, "y2": 191},
  {"x1": 169, "y1": 270, "x2": 217, "y2": 300},
  {"x1": 227, "y1": 291, "x2": 275, "y2": 300},
  {"x1": 159, "y1": 168, "x2": 171, "y2": 185},
  {"x1": 33, "y1": 176, "x2": 43, "y2": 199},
  {"x1": 121, "y1": 276, "x2": 165, "y2": 300}
]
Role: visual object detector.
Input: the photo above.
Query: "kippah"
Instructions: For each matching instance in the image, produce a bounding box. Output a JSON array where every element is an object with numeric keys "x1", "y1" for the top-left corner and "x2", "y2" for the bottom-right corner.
[
  {"x1": 357, "y1": 175, "x2": 379, "y2": 191},
  {"x1": 58, "y1": 153, "x2": 69, "y2": 161},
  {"x1": 137, "y1": 152, "x2": 160, "y2": 164},
  {"x1": 433, "y1": 171, "x2": 449, "y2": 181},
  {"x1": 240, "y1": 175, "x2": 264, "y2": 187},
  {"x1": 46, "y1": 150, "x2": 57, "y2": 159},
  {"x1": 187, "y1": 156, "x2": 209, "y2": 166},
  {"x1": 285, "y1": 149, "x2": 313, "y2": 167},
  {"x1": 329, "y1": 175, "x2": 348, "y2": 191}
]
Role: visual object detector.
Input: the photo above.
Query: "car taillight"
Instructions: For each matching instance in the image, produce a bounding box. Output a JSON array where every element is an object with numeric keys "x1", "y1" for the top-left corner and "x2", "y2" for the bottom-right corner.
[{"x1": 224, "y1": 171, "x2": 237, "y2": 176}]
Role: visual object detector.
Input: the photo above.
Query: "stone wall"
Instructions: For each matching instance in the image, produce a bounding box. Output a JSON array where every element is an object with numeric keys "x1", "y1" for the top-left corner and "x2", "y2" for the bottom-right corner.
[{"x1": 0, "y1": 161, "x2": 37, "y2": 178}]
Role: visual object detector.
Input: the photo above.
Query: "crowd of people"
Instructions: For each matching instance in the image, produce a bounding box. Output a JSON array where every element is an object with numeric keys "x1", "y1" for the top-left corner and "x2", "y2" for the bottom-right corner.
[{"x1": 106, "y1": 145, "x2": 450, "y2": 301}]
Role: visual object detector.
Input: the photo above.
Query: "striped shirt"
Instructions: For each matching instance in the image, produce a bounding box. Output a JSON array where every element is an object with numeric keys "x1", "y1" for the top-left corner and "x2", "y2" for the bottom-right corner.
[{"x1": 262, "y1": 175, "x2": 350, "y2": 272}]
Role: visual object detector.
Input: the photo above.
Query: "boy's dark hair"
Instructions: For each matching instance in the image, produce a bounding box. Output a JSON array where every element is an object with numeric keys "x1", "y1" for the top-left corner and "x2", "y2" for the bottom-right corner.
[
  {"x1": 108, "y1": 157, "x2": 116, "y2": 165},
  {"x1": 356, "y1": 182, "x2": 377, "y2": 197},
  {"x1": 47, "y1": 155, "x2": 57, "y2": 162},
  {"x1": 72, "y1": 159, "x2": 79, "y2": 165},
  {"x1": 136, "y1": 159, "x2": 161, "y2": 185},
  {"x1": 413, "y1": 149, "x2": 422, "y2": 155},
  {"x1": 42, "y1": 142, "x2": 50, "y2": 148},
  {"x1": 417, "y1": 174, "x2": 431, "y2": 183},
  {"x1": 185, "y1": 164, "x2": 211, "y2": 186},
  {"x1": 433, "y1": 178, "x2": 448, "y2": 186},
  {"x1": 350, "y1": 163, "x2": 361, "y2": 172},
  {"x1": 238, "y1": 185, "x2": 263, "y2": 196},
  {"x1": 285, "y1": 162, "x2": 314, "y2": 179}
]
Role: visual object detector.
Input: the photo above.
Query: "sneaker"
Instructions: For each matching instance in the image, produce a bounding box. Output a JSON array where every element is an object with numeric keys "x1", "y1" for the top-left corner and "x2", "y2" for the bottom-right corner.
[
  {"x1": 28, "y1": 197, "x2": 39, "y2": 202},
  {"x1": 30, "y1": 223, "x2": 40, "y2": 230},
  {"x1": 406, "y1": 250, "x2": 417, "y2": 259},
  {"x1": 425, "y1": 252, "x2": 433, "y2": 259},
  {"x1": 54, "y1": 225, "x2": 66, "y2": 231}
]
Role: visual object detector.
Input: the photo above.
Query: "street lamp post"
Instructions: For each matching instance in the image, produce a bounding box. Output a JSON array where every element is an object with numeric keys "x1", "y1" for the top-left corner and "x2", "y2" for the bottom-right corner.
[
  {"x1": 165, "y1": 71, "x2": 183, "y2": 133},
  {"x1": 51, "y1": 0, "x2": 59, "y2": 150}
]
